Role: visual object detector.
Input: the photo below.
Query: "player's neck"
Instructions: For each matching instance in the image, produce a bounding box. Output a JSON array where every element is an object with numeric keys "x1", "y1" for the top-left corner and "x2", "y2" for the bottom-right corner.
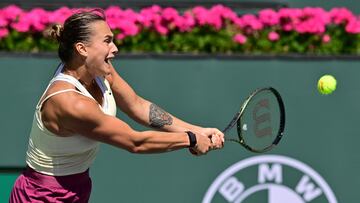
[{"x1": 63, "y1": 62, "x2": 94, "y2": 88}]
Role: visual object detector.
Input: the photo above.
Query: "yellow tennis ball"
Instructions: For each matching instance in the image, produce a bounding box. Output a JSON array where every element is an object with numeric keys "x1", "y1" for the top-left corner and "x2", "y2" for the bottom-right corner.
[{"x1": 317, "y1": 75, "x2": 337, "y2": 95}]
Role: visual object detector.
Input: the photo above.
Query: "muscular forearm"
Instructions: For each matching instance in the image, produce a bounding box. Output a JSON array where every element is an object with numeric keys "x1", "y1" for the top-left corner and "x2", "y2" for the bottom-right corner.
[{"x1": 127, "y1": 131, "x2": 190, "y2": 153}]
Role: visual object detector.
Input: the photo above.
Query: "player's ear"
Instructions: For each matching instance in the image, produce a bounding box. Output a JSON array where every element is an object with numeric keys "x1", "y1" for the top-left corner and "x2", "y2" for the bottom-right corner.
[{"x1": 74, "y1": 42, "x2": 88, "y2": 57}]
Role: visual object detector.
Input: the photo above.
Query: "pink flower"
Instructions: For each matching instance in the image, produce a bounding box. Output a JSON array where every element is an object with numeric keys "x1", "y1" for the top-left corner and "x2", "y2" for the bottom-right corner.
[
  {"x1": 8, "y1": 7, "x2": 49, "y2": 32},
  {"x1": 322, "y1": 34, "x2": 331, "y2": 43},
  {"x1": 302, "y1": 7, "x2": 330, "y2": 25},
  {"x1": 2, "y1": 5, "x2": 23, "y2": 21},
  {"x1": 48, "y1": 7, "x2": 73, "y2": 24},
  {"x1": 214, "y1": 5, "x2": 237, "y2": 21},
  {"x1": 149, "y1": 5, "x2": 162, "y2": 13},
  {"x1": 105, "y1": 6, "x2": 122, "y2": 19},
  {"x1": 139, "y1": 6, "x2": 163, "y2": 28},
  {"x1": 122, "y1": 9, "x2": 138, "y2": 23},
  {"x1": 192, "y1": 6, "x2": 209, "y2": 26},
  {"x1": 27, "y1": 8, "x2": 49, "y2": 31},
  {"x1": 191, "y1": 5, "x2": 224, "y2": 30},
  {"x1": 117, "y1": 20, "x2": 139, "y2": 36},
  {"x1": 282, "y1": 24, "x2": 293, "y2": 31},
  {"x1": 345, "y1": 18, "x2": 360, "y2": 34},
  {"x1": 105, "y1": 7, "x2": 140, "y2": 35},
  {"x1": 105, "y1": 7, "x2": 123, "y2": 29},
  {"x1": 233, "y1": 34, "x2": 247, "y2": 44},
  {"x1": 207, "y1": 15, "x2": 222, "y2": 30},
  {"x1": 174, "y1": 12, "x2": 195, "y2": 32},
  {"x1": 0, "y1": 15, "x2": 8, "y2": 27},
  {"x1": 162, "y1": 7, "x2": 179, "y2": 21},
  {"x1": 295, "y1": 18, "x2": 326, "y2": 34},
  {"x1": 268, "y1": 31, "x2": 280, "y2": 41},
  {"x1": 10, "y1": 12, "x2": 30, "y2": 32},
  {"x1": 240, "y1": 14, "x2": 263, "y2": 31},
  {"x1": 107, "y1": 18, "x2": 118, "y2": 30},
  {"x1": 232, "y1": 17, "x2": 245, "y2": 29},
  {"x1": 138, "y1": 9, "x2": 154, "y2": 28},
  {"x1": 0, "y1": 28, "x2": 9, "y2": 38},
  {"x1": 278, "y1": 8, "x2": 303, "y2": 31},
  {"x1": 259, "y1": 9, "x2": 279, "y2": 26},
  {"x1": 155, "y1": 24, "x2": 168, "y2": 35},
  {"x1": 329, "y1": 7, "x2": 355, "y2": 24},
  {"x1": 11, "y1": 21, "x2": 29, "y2": 32},
  {"x1": 116, "y1": 33, "x2": 125, "y2": 40},
  {"x1": 278, "y1": 8, "x2": 303, "y2": 20}
]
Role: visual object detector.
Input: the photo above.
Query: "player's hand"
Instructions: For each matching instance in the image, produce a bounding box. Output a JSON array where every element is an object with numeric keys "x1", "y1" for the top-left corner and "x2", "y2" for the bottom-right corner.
[
  {"x1": 196, "y1": 128, "x2": 224, "y2": 150},
  {"x1": 190, "y1": 128, "x2": 224, "y2": 155},
  {"x1": 210, "y1": 132, "x2": 225, "y2": 150},
  {"x1": 191, "y1": 133, "x2": 212, "y2": 155}
]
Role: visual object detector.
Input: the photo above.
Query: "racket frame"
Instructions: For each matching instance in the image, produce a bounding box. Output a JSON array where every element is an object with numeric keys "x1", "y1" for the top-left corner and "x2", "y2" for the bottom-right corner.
[{"x1": 223, "y1": 87, "x2": 285, "y2": 153}]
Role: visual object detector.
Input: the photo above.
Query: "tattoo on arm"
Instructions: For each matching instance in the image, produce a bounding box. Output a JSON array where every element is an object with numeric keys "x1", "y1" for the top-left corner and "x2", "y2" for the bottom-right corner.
[{"x1": 149, "y1": 103, "x2": 173, "y2": 128}]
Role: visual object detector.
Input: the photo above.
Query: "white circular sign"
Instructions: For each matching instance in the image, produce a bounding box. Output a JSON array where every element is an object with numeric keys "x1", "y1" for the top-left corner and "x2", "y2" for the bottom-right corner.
[{"x1": 203, "y1": 155, "x2": 337, "y2": 203}]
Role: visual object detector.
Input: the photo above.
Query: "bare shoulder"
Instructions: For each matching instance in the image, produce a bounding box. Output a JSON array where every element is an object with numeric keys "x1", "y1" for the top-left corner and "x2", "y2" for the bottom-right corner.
[
  {"x1": 42, "y1": 81, "x2": 84, "y2": 113},
  {"x1": 46, "y1": 81, "x2": 101, "y2": 116},
  {"x1": 43, "y1": 80, "x2": 77, "y2": 99}
]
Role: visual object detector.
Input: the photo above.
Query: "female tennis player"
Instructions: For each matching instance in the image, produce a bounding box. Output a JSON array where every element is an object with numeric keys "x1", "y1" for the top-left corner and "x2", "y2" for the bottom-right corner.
[{"x1": 9, "y1": 9, "x2": 224, "y2": 203}]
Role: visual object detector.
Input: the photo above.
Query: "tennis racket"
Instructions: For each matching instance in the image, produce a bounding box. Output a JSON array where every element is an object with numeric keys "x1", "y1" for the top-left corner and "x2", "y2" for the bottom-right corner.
[{"x1": 223, "y1": 87, "x2": 285, "y2": 153}]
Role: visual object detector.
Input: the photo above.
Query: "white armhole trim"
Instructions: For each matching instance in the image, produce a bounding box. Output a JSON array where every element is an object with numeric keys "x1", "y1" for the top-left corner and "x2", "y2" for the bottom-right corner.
[{"x1": 36, "y1": 89, "x2": 90, "y2": 110}]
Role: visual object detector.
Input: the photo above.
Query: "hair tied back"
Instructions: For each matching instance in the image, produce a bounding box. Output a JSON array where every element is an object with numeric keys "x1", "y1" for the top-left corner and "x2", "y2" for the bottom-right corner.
[{"x1": 49, "y1": 24, "x2": 63, "y2": 42}]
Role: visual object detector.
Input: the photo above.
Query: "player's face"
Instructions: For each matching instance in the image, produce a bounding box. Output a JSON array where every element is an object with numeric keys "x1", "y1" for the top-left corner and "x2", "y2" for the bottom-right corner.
[{"x1": 84, "y1": 20, "x2": 118, "y2": 77}]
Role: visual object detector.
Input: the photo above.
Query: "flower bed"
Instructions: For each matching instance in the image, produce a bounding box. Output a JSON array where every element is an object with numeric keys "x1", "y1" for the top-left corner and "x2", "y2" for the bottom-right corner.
[{"x1": 0, "y1": 4, "x2": 359, "y2": 54}]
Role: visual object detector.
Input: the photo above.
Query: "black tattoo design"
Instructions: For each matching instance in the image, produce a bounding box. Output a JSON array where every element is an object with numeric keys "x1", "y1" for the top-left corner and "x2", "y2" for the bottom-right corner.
[{"x1": 149, "y1": 103, "x2": 173, "y2": 128}]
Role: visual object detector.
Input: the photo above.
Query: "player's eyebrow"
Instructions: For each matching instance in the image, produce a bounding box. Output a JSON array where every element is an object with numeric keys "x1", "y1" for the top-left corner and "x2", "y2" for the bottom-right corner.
[{"x1": 104, "y1": 34, "x2": 114, "y2": 41}]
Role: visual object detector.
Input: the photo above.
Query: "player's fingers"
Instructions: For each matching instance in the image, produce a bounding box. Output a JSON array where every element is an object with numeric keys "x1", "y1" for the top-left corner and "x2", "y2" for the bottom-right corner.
[
  {"x1": 212, "y1": 128, "x2": 225, "y2": 143},
  {"x1": 210, "y1": 135, "x2": 222, "y2": 149},
  {"x1": 220, "y1": 133, "x2": 225, "y2": 142},
  {"x1": 209, "y1": 136, "x2": 215, "y2": 148},
  {"x1": 213, "y1": 132, "x2": 224, "y2": 145},
  {"x1": 217, "y1": 131, "x2": 225, "y2": 142},
  {"x1": 213, "y1": 133, "x2": 224, "y2": 144}
]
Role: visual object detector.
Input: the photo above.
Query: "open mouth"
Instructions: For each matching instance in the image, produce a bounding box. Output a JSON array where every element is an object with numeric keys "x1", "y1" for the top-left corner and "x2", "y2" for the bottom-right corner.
[{"x1": 105, "y1": 55, "x2": 115, "y2": 64}]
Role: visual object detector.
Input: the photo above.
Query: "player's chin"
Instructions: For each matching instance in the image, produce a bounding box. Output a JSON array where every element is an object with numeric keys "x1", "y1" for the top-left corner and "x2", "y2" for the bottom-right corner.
[
  {"x1": 102, "y1": 62, "x2": 112, "y2": 75},
  {"x1": 94, "y1": 67, "x2": 110, "y2": 78},
  {"x1": 101, "y1": 69, "x2": 111, "y2": 77}
]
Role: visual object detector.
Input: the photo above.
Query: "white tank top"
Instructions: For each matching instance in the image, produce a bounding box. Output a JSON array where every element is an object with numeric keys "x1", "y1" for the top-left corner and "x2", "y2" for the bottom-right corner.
[{"x1": 26, "y1": 64, "x2": 117, "y2": 176}]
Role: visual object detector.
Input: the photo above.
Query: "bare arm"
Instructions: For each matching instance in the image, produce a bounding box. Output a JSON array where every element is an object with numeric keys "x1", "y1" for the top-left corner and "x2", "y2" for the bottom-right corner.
[{"x1": 55, "y1": 94, "x2": 215, "y2": 154}]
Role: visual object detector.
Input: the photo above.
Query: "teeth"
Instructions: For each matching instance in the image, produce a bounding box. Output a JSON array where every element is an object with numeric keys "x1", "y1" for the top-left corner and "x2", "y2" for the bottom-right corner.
[{"x1": 105, "y1": 58, "x2": 113, "y2": 64}]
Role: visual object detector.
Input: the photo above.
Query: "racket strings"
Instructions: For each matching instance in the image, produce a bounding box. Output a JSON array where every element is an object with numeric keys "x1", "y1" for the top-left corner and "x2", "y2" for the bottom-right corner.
[{"x1": 224, "y1": 87, "x2": 285, "y2": 153}]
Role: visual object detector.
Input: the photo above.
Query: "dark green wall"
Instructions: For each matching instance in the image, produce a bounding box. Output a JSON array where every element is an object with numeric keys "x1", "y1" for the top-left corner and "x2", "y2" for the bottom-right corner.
[
  {"x1": 285, "y1": 0, "x2": 360, "y2": 12},
  {"x1": 0, "y1": 56, "x2": 359, "y2": 202},
  {"x1": 0, "y1": 172, "x2": 18, "y2": 202}
]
